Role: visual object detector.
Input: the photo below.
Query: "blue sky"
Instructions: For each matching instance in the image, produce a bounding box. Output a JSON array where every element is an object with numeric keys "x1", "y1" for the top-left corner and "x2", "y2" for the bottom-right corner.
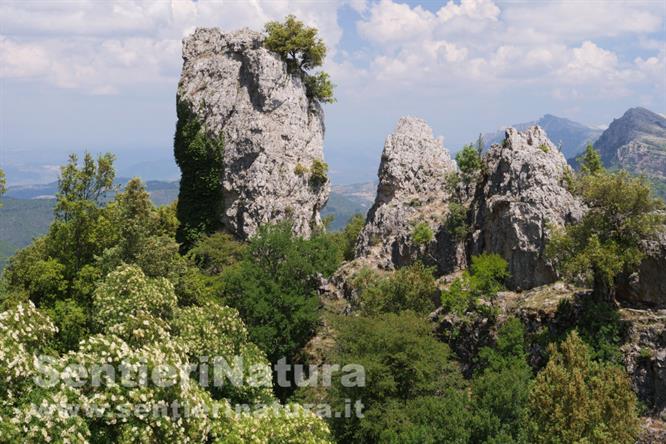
[{"x1": 1, "y1": 0, "x2": 665, "y2": 185}]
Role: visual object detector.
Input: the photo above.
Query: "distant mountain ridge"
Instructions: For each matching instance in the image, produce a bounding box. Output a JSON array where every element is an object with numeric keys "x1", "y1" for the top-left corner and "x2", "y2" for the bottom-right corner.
[
  {"x1": 484, "y1": 114, "x2": 603, "y2": 160},
  {"x1": 594, "y1": 107, "x2": 666, "y2": 181}
]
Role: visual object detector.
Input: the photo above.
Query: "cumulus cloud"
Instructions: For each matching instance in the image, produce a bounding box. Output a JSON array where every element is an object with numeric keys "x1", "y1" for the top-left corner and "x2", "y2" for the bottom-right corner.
[
  {"x1": 0, "y1": 0, "x2": 664, "y2": 108},
  {"x1": 352, "y1": 0, "x2": 665, "y2": 102},
  {"x1": 0, "y1": 0, "x2": 346, "y2": 94}
]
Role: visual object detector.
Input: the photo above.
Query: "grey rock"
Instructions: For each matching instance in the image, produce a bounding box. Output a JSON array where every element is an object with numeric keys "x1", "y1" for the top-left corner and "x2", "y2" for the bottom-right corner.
[
  {"x1": 355, "y1": 117, "x2": 457, "y2": 268},
  {"x1": 621, "y1": 308, "x2": 666, "y2": 419},
  {"x1": 469, "y1": 126, "x2": 584, "y2": 290},
  {"x1": 618, "y1": 229, "x2": 666, "y2": 308},
  {"x1": 178, "y1": 27, "x2": 329, "y2": 239}
]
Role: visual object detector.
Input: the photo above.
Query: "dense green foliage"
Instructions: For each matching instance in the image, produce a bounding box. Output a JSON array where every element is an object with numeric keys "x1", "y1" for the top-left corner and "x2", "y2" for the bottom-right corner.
[
  {"x1": 411, "y1": 221, "x2": 434, "y2": 246},
  {"x1": 446, "y1": 202, "x2": 470, "y2": 241},
  {"x1": 440, "y1": 254, "x2": 508, "y2": 316},
  {"x1": 578, "y1": 143, "x2": 604, "y2": 175},
  {"x1": 529, "y1": 331, "x2": 640, "y2": 443},
  {"x1": 470, "y1": 318, "x2": 532, "y2": 444},
  {"x1": 326, "y1": 312, "x2": 469, "y2": 443},
  {"x1": 174, "y1": 99, "x2": 224, "y2": 250},
  {"x1": 352, "y1": 263, "x2": 437, "y2": 315},
  {"x1": 0, "y1": 157, "x2": 332, "y2": 442},
  {"x1": 217, "y1": 223, "x2": 341, "y2": 365},
  {"x1": 264, "y1": 15, "x2": 334, "y2": 103},
  {"x1": 547, "y1": 149, "x2": 665, "y2": 297},
  {"x1": 326, "y1": 213, "x2": 364, "y2": 261},
  {"x1": 310, "y1": 159, "x2": 329, "y2": 186},
  {"x1": 456, "y1": 143, "x2": 484, "y2": 183}
]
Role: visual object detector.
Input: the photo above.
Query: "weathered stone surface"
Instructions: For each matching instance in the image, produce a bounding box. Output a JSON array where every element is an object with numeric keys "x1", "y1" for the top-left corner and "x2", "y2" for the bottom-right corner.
[
  {"x1": 469, "y1": 126, "x2": 584, "y2": 290},
  {"x1": 178, "y1": 27, "x2": 329, "y2": 239},
  {"x1": 355, "y1": 117, "x2": 457, "y2": 269},
  {"x1": 621, "y1": 308, "x2": 666, "y2": 419},
  {"x1": 618, "y1": 230, "x2": 666, "y2": 308}
]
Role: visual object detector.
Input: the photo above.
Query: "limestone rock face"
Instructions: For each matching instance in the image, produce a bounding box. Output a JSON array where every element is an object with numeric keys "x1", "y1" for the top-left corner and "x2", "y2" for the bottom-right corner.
[
  {"x1": 355, "y1": 117, "x2": 457, "y2": 268},
  {"x1": 469, "y1": 126, "x2": 584, "y2": 290},
  {"x1": 177, "y1": 28, "x2": 329, "y2": 239},
  {"x1": 619, "y1": 230, "x2": 666, "y2": 308}
]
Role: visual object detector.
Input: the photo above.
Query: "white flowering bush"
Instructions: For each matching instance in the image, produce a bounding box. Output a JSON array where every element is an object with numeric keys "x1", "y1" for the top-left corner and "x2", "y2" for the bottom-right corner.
[
  {"x1": 172, "y1": 304, "x2": 274, "y2": 404},
  {"x1": 211, "y1": 402, "x2": 333, "y2": 444},
  {"x1": 93, "y1": 265, "x2": 177, "y2": 331},
  {"x1": 0, "y1": 301, "x2": 57, "y2": 398},
  {"x1": 0, "y1": 272, "x2": 334, "y2": 443}
]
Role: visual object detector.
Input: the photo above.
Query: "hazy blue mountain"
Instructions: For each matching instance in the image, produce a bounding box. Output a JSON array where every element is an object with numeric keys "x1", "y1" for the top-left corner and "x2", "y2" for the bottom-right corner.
[
  {"x1": 0, "y1": 198, "x2": 55, "y2": 269},
  {"x1": 484, "y1": 114, "x2": 603, "y2": 160}
]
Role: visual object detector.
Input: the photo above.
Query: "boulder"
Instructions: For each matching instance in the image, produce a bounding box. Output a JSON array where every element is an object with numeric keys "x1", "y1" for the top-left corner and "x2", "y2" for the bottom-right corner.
[{"x1": 177, "y1": 28, "x2": 329, "y2": 239}]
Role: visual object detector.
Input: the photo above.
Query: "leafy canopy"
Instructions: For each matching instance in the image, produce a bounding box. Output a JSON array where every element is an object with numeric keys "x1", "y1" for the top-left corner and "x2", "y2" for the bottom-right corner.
[
  {"x1": 547, "y1": 159, "x2": 665, "y2": 296},
  {"x1": 529, "y1": 330, "x2": 640, "y2": 444},
  {"x1": 218, "y1": 223, "x2": 341, "y2": 366},
  {"x1": 325, "y1": 311, "x2": 469, "y2": 444},
  {"x1": 578, "y1": 143, "x2": 604, "y2": 175},
  {"x1": 264, "y1": 15, "x2": 334, "y2": 103},
  {"x1": 353, "y1": 263, "x2": 437, "y2": 316},
  {"x1": 470, "y1": 318, "x2": 532, "y2": 444}
]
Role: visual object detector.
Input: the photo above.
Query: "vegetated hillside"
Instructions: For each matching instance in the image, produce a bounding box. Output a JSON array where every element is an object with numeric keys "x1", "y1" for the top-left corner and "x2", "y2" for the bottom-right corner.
[
  {"x1": 321, "y1": 182, "x2": 375, "y2": 230},
  {"x1": 0, "y1": 198, "x2": 54, "y2": 269},
  {"x1": 484, "y1": 114, "x2": 602, "y2": 160},
  {"x1": 0, "y1": 179, "x2": 370, "y2": 268}
]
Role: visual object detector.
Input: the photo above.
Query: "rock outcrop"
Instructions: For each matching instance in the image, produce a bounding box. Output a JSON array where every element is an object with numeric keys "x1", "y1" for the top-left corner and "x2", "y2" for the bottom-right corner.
[
  {"x1": 177, "y1": 28, "x2": 329, "y2": 239},
  {"x1": 618, "y1": 230, "x2": 666, "y2": 308},
  {"x1": 469, "y1": 126, "x2": 584, "y2": 290},
  {"x1": 355, "y1": 117, "x2": 457, "y2": 269}
]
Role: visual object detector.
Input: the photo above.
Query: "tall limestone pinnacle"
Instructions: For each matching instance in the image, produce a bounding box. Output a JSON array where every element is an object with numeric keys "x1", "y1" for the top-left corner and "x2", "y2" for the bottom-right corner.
[
  {"x1": 355, "y1": 117, "x2": 457, "y2": 268},
  {"x1": 176, "y1": 27, "x2": 329, "y2": 239},
  {"x1": 469, "y1": 126, "x2": 584, "y2": 290}
]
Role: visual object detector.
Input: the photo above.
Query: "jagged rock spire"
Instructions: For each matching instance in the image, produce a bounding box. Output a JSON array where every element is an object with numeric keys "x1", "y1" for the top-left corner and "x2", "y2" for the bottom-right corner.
[{"x1": 177, "y1": 28, "x2": 329, "y2": 239}]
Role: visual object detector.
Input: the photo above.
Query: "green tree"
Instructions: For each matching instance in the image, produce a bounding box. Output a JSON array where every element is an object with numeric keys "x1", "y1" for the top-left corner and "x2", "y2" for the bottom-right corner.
[
  {"x1": 174, "y1": 99, "x2": 224, "y2": 250},
  {"x1": 471, "y1": 318, "x2": 532, "y2": 443},
  {"x1": 440, "y1": 253, "x2": 508, "y2": 316},
  {"x1": 48, "y1": 152, "x2": 116, "y2": 274},
  {"x1": 578, "y1": 144, "x2": 604, "y2": 175},
  {"x1": 456, "y1": 143, "x2": 484, "y2": 185},
  {"x1": 547, "y1": 170, "x2": 664, "y2": 298},
  {"x1": 339, "y1": 214, "x2": 365, "y2": 261},
  {"x1": 187, "y1": 232, "x2": 247, "y2": 276},
  {"x1": 264, "y1": 15, "x2": 334, "y2": 103},
  {"x1": 325, "y1": 311, "x2": 469, "y2": 443},
  {"x1": 218, "y1": 223, "x2": 341, "y2": 378},
  {"x1": 354, "y1": 263, "x2": 437, "y2": 316},
  {"x1": 529, "y1": 331, "x2": 640, "y2": 444}
]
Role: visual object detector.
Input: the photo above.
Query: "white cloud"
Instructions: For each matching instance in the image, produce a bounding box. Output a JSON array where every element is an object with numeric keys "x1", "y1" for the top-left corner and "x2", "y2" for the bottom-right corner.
[
  {"x1": 437, "y1": 0, "x2": 500, "y2": 22},
  {"x1": 357, "y1": 0, "x2": 435, "y2": 43},
  {"x1": 0, "y1": 0, "x2": 346, "y2": 94},
  {"x1": 352, "y1": 0, "x2": 665, "y2": 102}
]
